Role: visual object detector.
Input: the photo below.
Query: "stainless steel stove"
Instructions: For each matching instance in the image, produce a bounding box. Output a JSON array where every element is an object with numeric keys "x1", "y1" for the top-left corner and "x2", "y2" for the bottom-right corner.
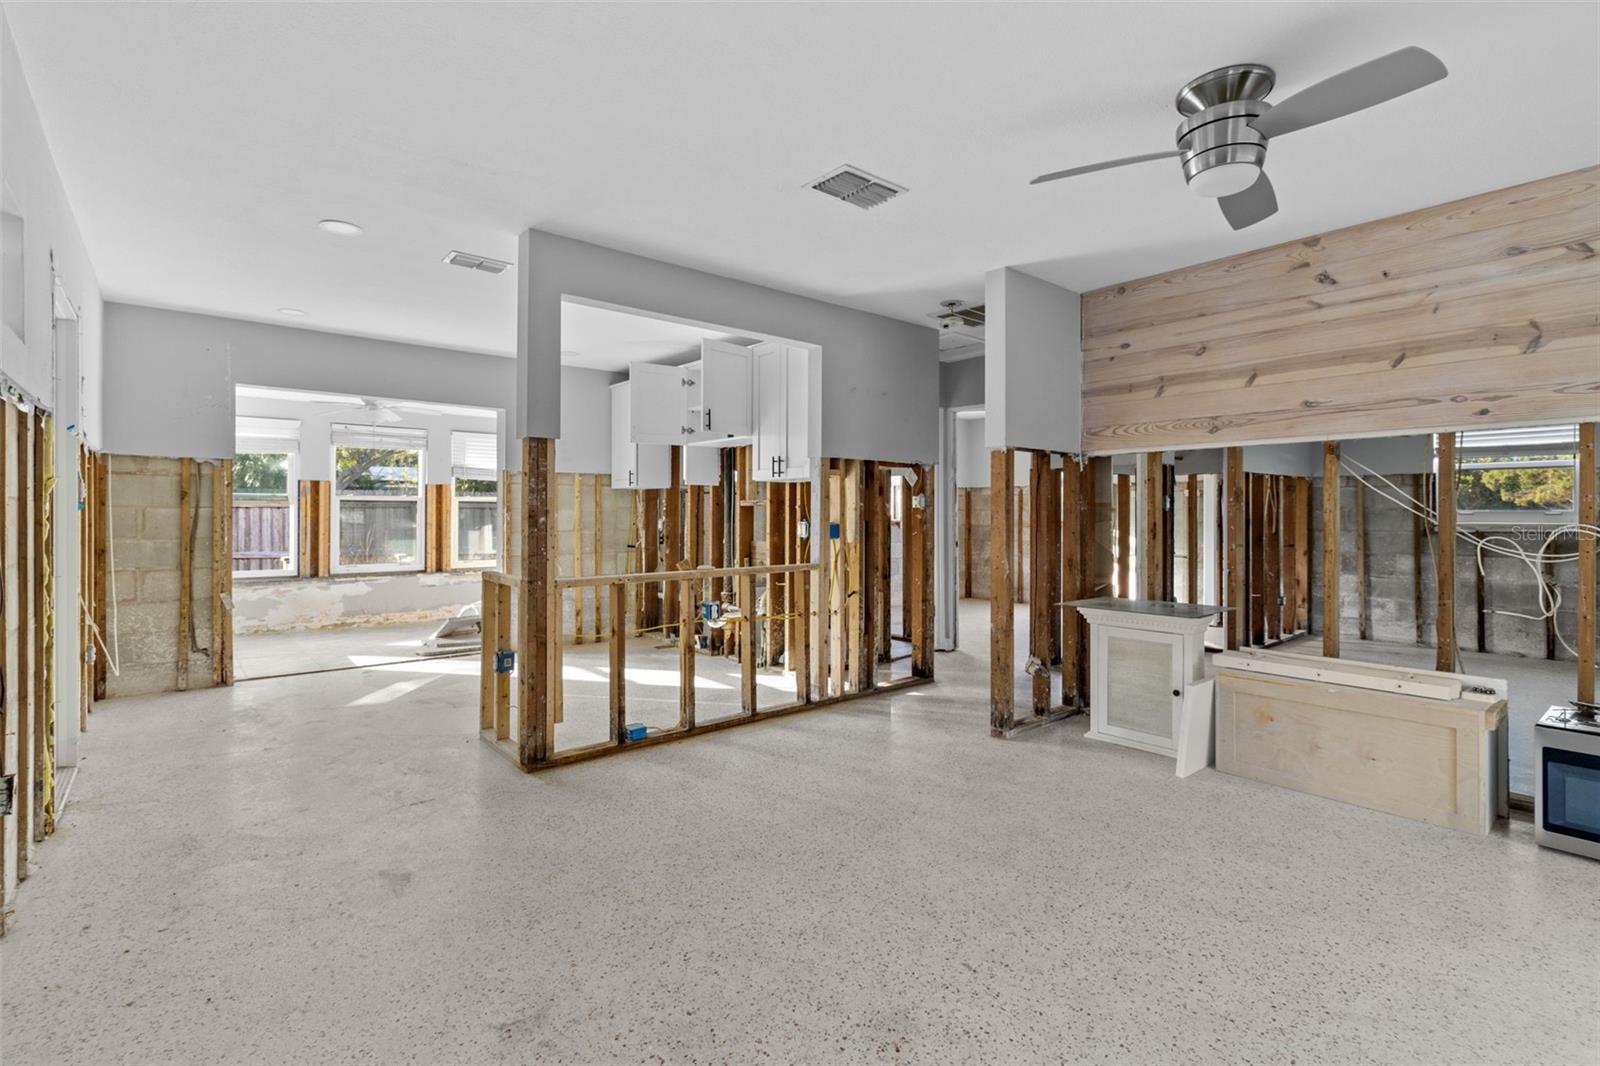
[{"x1": 1535, "y1": 704, "x2": 1600, "y2": 861}]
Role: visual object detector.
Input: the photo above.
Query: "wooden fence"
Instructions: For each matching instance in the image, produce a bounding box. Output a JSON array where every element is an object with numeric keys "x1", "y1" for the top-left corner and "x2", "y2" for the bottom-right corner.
[{"x1": 232, "y1": 500, "x2": 292, "y2": 572}]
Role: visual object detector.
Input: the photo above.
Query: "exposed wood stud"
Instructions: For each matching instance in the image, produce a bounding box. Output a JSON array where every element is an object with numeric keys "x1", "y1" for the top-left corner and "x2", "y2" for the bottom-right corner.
[
  {"x1": 1186, "y1": 473, "x2": 1200, "y2": 604},
  {"x1": 678, "y1": 564, "x2": 696, "y2": 730},
  {"x1": 1061, "y1": 458, "x2": 1084, "y2": 707},
  {"x1": 1248, "y1": 474, "x2": 1266, "y2": 646},
  {"x1": 641, "y1": 488, "x2": 661, "y2": 632},
  {"x1": 961, "y1": 487, "x2": 973, "y2": 598},
  {"x1": 1322, "y1": 442, "x2": 1341, "y2": 659},
  {"x1": 912, "y1": 465, "x2": 935, "y2": 679},
  {"x1": 92, "y1": 452, "x2": 108, "y2": 704},
  {"x1": 1281, "y1": 477, "x2": 1298, "y2": 635},
  {"x1": 990, "y1": 448, "x2": 1015, "y2": 736},
  {"x1": 592, "y1": 474, "x2": 604, "y2": 645},
  {"x1": 610, "y1": 582, "x2": 627, "y2": 742},
  {"x1": 739, "y1": 572, "x2": 757, "y2": 713},
  {"x1": 1354, "y1": 477, "x2": 1369, "y2": 642},
  {"x1": 1029, "y1": 454, "x2": 1051, "y2": 715},
  {"x1": 1142, "y1": 453, "x2": 1163, "y2": 600},
  {"x1": 518, "y1": 437, "x2": 555, "y2": 769},
  {"x1": 572, "y1": 475, "x2": 584, "y2": 643},
  {"x1": 664, "y1": 449, "x2": 682, "y2": 634},
  {"x1": 1114, "y1": 474, "x2": 1131, "y2": 598},
  {"x1": 1295, "y1": 477, "x2": 1312, "y2": 632},
  {"x1": 1412, "y1": 473, "x2": 1427, "y2": 646},
  {"x1": 1577, "y1": 422, "x2": 1596, "y2": 701},
  {"x1": 710, "y1": 459, "x2": 727, "y2": 655},
  {"x1": 1264, "y1": 476, "x2": 1281, "y2": 643},
  {"x1": 1436, "y1": 432, "x2": 1458, "y2": 673},
  {"x1": 794, "y1": 569, "x2": 812, "y2": 704},
  {"x1": 177, "y1": 456, "x2": 194, "y2": 692},
  {"x1": 1225, "y1": 448, "x2": 1246, "y2": 651}
]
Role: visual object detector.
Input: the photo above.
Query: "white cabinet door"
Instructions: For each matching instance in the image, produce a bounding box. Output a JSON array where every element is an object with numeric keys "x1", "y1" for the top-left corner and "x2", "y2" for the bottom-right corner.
[
  {"x1": 697, "y1": 339, "x2": 751, "y2": 439},
  {"x1": 781, "y1": 344, "x2": 812, "y2": 480},
  {"x1": 682, "y1": 444, "x2": 721, "y2": 486},
  {"x1": 752, "y1": 343, "x2": 786, "y2": 482},
  {"x1": 629, "y1": 362, "x2": 688, "y2": 445},
  {"x1": 609, "y1": 383, "x2": 635, "y2": 487},
  {"x1": 634, "y1": 440, "x2": 672, "y2": 489}
]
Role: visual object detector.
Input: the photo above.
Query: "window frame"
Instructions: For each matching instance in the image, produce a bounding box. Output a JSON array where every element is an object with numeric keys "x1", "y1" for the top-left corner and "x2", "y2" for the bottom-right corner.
[
  {"x1": 231, "y1": 448, "x2": 300, "y2": 580},
  {"x1": 330, "y1": 440, "x2": 427, "y2": 575},
  {"x1": 1448, "y1": 425, "x2": 1578, "y2": 527},
  {"x1": 450, "y1": 475, "x2": 501, "y2": 570}
]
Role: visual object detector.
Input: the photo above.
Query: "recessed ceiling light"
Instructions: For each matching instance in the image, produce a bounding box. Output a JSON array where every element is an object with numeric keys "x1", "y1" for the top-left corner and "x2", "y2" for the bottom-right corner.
[
  {"x1": 317, "y1": 219, "x2": 364, "y2": 237},
  {"x1": 278, "y1": 307, "x2": 307, "y2": 317}
]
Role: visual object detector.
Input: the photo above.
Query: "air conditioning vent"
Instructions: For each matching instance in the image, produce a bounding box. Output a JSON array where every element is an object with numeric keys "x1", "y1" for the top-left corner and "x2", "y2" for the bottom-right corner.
[
  {"x1": 809, "y1": 165, "x2": 907, "y2": 210},
  {"x1": 443, "y1": 250, "x2": 512, "y2": 274}
]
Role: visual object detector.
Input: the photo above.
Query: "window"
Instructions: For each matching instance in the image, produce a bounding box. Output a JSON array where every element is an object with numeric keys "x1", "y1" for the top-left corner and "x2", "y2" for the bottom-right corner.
[
  {"x1": 332, "y1": 425, "x2": 426, "y2": 572},
  {"x1": 451, "y1": 430, "x2": 499, "y2": 566},
  {"x1": 233, "y1": 418, "x2": 299, "y2": 577},
  {"x1": 1453, "y1": 425, "x2": 1577, "y2": 523}
]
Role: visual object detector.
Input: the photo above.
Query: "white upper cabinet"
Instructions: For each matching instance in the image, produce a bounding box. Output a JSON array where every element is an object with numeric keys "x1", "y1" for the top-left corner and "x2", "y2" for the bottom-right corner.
[
  {"x1": 752, "y1": 342, "x2": 813, "y2": 482},
  {"x1": 628, "y1": 362, "x2": 691, "y2": 445},
  {"x1": 690, "y1": 339, "x2": 752, "y2": 441},
  {"x1": 610, "y1": 381, "x2": 671, "y2": 489}
]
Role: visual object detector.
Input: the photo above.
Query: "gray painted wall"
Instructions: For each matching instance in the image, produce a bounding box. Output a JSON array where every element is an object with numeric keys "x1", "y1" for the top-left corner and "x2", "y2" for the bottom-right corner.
[
  {"x1": 103, "y1": 303, "x2": 518, "y2": 461},
  {"x1": 518, "y1": 230, "x2": 940, "y2": 462},
  {"x1": 984, "y1": 267, "x2": 1082, "y2": 454},
  {"x1": 940, "y1": 355, "x2": 984, "y2": 409}
]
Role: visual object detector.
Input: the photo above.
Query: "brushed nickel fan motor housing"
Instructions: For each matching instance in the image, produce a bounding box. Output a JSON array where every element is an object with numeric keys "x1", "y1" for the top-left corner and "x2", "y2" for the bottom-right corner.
[{"x1": 1173, "y1": 64, "x2": 1276, "y2": 191}]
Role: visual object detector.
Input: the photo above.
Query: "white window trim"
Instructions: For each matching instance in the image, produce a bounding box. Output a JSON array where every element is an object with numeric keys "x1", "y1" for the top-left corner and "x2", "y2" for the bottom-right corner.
[
  {"x1": 450, "y1": 475, "x2": 500, "y2": 570},
  {"x1": 232, "y1": 448, "x2": 299, "y2": 580},
  {"x1": 330, "y1": 442, "x2": 426, "y2": 574}
]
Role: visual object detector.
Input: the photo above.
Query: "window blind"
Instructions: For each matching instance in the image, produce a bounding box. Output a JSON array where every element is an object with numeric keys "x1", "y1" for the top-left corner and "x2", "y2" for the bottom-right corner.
[
  {"x1": 451, "y1": 431, "x2": 498, "y2": 479},
  {"x1": 236, "y1": 416, "x2": 300, "y2": 440},
  {"x1": 330, "y1": 423, "x2": 428, "y2": 450},
  {"x1": 1456, "y1": 424, "x2": 1576, "y2": 459}
]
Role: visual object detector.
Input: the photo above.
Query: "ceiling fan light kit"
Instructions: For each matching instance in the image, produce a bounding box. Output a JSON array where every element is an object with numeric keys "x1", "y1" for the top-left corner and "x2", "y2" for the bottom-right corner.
[{"x1": 1030, "y1": 47, "x2": 1448, "y2": 229}]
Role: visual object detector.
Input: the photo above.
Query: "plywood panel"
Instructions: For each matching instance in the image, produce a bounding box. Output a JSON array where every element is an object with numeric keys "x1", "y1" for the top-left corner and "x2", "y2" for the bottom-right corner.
[{"x1": 1081, "y1": 167, "x2": 1600, "y2": 452}]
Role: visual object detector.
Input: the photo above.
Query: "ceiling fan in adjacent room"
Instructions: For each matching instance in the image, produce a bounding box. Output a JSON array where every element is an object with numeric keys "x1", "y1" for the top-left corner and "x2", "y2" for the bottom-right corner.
[
  {"x1": 313, "y1": 396, "x2": 407, "y2": 424},
  {"x1": 1029, "y1": 46, "x2": 1448, "y2": 230}
]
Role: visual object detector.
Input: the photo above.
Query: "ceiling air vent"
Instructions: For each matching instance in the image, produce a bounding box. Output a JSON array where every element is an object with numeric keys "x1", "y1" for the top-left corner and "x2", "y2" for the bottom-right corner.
[
  {"x1": 809, "y1": 165, "x2": 907, "y2": 210},
  {"x1": 443, "y1": 250, "x2": 512, "y2": 275}
]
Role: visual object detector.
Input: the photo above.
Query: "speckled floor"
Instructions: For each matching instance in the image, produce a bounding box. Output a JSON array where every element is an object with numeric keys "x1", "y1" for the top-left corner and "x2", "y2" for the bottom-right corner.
[
  {"x1": 3, "y1": 601, "x2": 1596, "y2": 1064},
  {"x1": 233, "y1": 619, "x2": 460, "y2": 679}
]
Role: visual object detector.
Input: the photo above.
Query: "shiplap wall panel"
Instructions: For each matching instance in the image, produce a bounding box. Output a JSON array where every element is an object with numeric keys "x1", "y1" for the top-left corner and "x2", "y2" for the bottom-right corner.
[{"x1": 1080, "y1": 166, "x2": 1600, "y2": 452}]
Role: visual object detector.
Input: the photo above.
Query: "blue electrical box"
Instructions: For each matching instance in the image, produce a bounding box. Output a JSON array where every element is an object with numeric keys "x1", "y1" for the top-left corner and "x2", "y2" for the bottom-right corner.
[
  {"x1": 494, "y1": 650, "x2": 516, "y2": 674},
  {"x1": 829, "y1": 522, "x2": 841, "y2": 540},
  {"x1": 624, "y1": 723, "x2": 648, "y2": 742}
]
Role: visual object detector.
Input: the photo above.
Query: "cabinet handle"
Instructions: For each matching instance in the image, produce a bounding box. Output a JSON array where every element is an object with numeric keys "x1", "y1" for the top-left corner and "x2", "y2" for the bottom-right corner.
[{"x1": 704, "y1": 409, "x2": 712, "y2": 431}]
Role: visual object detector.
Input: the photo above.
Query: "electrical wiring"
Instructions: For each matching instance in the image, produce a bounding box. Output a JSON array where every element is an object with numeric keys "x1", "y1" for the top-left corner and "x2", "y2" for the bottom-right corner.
[{"x1": 1338, "y1": 452, "x2": 1598, "y2": 661}]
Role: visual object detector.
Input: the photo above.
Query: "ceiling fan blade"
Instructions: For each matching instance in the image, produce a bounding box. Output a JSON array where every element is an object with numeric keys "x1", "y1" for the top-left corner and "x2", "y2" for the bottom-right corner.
[
  {"x1": 1030, "y1": 150, "x2": 1178, "y2": 185},
  {"x1": 376, "y1": 407, "x2": 404, "y2": 424},
  {"x1": 1251, "y1": 46, "x2": 1447, "y2": 140},
  {"x1": 1218, "y1": 172, "x2": 1278, "y2": 230}
]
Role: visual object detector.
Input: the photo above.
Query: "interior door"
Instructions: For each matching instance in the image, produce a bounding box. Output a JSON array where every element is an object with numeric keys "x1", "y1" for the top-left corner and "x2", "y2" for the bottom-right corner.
[
  {"x1": 628, "y1": 362, "x2": 686, "y2": 445},
  {"x1": 699, "y1": 339, "x2": 751, "y2": 438}
]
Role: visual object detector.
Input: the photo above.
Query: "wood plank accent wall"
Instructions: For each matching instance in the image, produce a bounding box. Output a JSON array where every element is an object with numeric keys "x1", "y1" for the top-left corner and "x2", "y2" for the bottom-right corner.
[{"x1": 1080, "y1": 166, "x2": 1600, "y2": 452}]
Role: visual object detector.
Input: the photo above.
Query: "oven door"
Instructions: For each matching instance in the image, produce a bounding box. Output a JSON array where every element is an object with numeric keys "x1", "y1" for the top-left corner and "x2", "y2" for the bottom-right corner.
[{"x1": 1540, "y1": 744, "x2": 1600, "y2": 858}]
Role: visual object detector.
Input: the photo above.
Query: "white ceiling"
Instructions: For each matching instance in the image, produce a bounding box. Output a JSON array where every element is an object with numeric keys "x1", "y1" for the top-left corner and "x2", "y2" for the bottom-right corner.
[
  {"x1": 558, "y1": 301, "x2": 754, "y2": 373},
  {"x1": 8, "y1": 3, "x2": 1598, "y2": 359}
]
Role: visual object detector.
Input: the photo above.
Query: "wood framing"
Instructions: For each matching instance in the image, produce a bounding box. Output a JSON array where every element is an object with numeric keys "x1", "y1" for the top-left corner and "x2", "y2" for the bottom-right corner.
[
  {"x1": 91, "y1": 450, "x2": 109, "y2": 705},
  {"x1": 1029, "y1": 454, "x2": 1051, "y2": 714},
  {"x1": 1114, "y1": 473, "x2": 1130, "y2": 598},
  {"x1": 1580, "y1": 422, "x2": 1597, "y2": 702},
  {"x1": 425, "y1": 483, "x2": 452, "y2": 572},
  {"x1": 1225, "y1": 447, "x2": 1245, "y2": 651},
  {"x1": 297, "y1": 480, "x2": 331, "y2": 577},
  {"x1": 961, "y1": 487, "x2": 973, "y2": 598},
  {"x1": 990, "y1": 448, "x2": 1015, "y2": 735},
  {"x1": 664, "y1": 450, "x2": 682, "y2": 633},
  {"x1": 1080, "y1": 166, "x2": 1600, "y2": 450},
  {"x1": 1185, "y1": 473, "x2": 1200, "y2": 604},
  {"x1": 1280, "y1": 477, "x2": 1298, "y2": 636},
  {"x1": 1264, "y1": 477, "x2": 1281, "y2": 643},
  {"x1": 1412, "y1": 473, "x2": 1427, "y2": 646},
  {"x1": 177, "y1": 456, "x2": 194, "y2": 692},
  {"x1": 1061, "y1": 458, "x2": 1084, "y2": 707},
  {"x1": 518, "y1": 437, "x2": 555, "y2": 767},
  {"x1": 641, "y1": 488, "x2": 662, "y2": 632},
  {"x1": 910, "y1": 465, "x2": 934, "y2": 679},
  {"x1": 1436, "y1": 432, "x2": 1458, "y2": 672},
  {"x1": 1353, "y1": 478, "x2": 1369, "y2": 641},
  {"x1": 1321, "y1": 443, "x2": 1341, "y2": 658},
  {"x1": 211, "y1": 459, "x2": 234, "y2": 686}
]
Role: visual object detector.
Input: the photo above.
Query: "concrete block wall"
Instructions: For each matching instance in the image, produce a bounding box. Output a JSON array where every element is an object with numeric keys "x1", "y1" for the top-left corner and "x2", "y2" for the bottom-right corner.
[
  {"x1": 1309, "y1": 476, "x2": 1589, "y2": 662},
  {"x1": 105, "y1": 455, "x2": 219, "y2": 697}
]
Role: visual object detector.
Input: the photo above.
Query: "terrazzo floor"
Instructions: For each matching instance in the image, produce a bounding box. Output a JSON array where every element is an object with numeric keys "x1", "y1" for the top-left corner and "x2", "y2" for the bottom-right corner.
[{"x1": 2, "y1": 601, "x2": 1596, "y2": 1064}]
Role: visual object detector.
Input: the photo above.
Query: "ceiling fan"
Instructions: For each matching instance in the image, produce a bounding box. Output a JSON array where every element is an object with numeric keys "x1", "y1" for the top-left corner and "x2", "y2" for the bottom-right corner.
[
  {"x1": 1030, "y1": 46, "x2": 1448, "y2": 230},
  {"x1": 313, "y1": 396, "x2": 406, "y2": 424}
]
